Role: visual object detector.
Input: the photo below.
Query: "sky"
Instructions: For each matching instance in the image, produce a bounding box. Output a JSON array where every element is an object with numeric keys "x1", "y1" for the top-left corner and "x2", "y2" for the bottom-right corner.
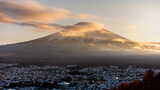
[{"x1": 0, "y1": 0, "x2": 160, "y2": 44}]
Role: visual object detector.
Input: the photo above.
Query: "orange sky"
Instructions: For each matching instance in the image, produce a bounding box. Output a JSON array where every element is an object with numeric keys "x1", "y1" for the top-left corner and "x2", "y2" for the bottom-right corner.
[{"x1": 1, "y1": 0, "x2": 160, "y2": 44}]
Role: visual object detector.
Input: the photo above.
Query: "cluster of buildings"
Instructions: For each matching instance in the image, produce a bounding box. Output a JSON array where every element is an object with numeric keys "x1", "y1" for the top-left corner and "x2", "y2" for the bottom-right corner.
[{"x1": 0, "y1": 63, "x2": 158, "y2": 90}]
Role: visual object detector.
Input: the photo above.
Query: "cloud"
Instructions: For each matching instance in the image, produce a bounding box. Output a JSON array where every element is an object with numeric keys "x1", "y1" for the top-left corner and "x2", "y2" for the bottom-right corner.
[
  {"x1": 17, "y1": 23, "x2": 63, "y2": 30},
  {"x1": 65, "y1": 22, "x2": 105, "y2": 30},
  {"x1": 0, "y1": 0, "x2": 71, "y2": 24},
  {"x1": 0, "y1": 0, "x2": 101, "y2": 31},
  {"x1": 60, "y1": 22, "x2": 105, "y2": 37},
  {"x1": 74, "y1": 14, "x2": 100, "y2": 20},
  {"x1": 112, "y1": 38, "x2": 127, "y2": 43},
  {"x1": 0, "y1": 12, "x2": 15, "y2": 23}
]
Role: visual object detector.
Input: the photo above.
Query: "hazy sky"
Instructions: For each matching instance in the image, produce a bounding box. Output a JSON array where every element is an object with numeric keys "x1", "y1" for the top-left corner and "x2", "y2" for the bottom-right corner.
[{"x1": 0, "y1": 0, "x2": 160, "y2": 44}]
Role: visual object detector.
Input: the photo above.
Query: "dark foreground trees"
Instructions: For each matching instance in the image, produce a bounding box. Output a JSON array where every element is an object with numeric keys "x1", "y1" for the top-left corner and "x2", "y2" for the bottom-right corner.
[{"x1": 113, "y1": 70, "x2": 160, "y2": 90}]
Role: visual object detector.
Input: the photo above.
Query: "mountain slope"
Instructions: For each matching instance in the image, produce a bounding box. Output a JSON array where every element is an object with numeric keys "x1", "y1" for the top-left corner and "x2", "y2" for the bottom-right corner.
[{"x1": 0, "y1": 22, "x2": 154, "y2": 65}]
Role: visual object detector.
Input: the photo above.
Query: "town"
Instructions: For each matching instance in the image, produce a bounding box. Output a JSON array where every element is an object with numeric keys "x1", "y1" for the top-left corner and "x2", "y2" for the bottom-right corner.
[{"x1": 0, "y1": 63, "x2": 159, "y2": 90}]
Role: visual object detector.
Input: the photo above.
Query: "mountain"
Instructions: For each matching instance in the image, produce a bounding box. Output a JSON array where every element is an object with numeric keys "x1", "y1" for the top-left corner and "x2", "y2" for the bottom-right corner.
[{"x1": 0, "y1": 22, "x2": 159, "y2": 66}]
